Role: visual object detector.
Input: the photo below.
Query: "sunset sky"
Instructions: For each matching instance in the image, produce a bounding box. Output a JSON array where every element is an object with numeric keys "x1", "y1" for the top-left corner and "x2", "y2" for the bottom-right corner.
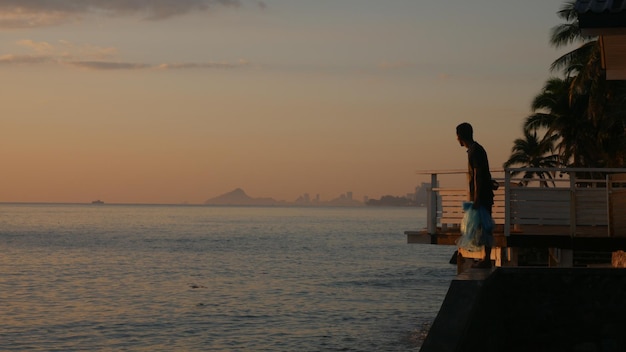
[{"x1": 1, "y1": 0, "x2": 572, "y2": 204}]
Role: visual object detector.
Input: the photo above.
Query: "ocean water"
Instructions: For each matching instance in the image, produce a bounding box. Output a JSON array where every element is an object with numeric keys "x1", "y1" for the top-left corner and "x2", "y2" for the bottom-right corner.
[{"x1": 0, "y1": 204, "x2": 455, "y2": 351}]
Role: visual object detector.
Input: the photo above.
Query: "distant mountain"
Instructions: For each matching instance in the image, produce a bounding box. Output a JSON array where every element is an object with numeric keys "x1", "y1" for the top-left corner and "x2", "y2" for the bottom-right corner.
[{"x1": 204, "y1": 188, "x2": 282, "y2": 206}]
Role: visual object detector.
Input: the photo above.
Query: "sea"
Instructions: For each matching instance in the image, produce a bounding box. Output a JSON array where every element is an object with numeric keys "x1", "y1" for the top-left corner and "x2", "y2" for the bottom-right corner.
[{"x1": 0, "y1": 204, "x2": 456, "y2": 351}]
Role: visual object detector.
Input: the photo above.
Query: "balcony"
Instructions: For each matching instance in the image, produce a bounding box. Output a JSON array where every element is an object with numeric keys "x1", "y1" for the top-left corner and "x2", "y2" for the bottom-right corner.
[{"x1": 407, "y1": 168, "x2": 626, "y2": 268}]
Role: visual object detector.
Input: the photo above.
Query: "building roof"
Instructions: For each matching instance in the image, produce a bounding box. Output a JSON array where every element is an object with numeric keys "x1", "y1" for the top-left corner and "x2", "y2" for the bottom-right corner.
[
  {"x1": 575, "y1": 0, "x2": 626, "y2": 33},
  {"x1": 576, "y1": 0, "x2": 626, "y2": 79},
  {"x1": 575, "y1": 0, "x2": 626, "y2": 14}
]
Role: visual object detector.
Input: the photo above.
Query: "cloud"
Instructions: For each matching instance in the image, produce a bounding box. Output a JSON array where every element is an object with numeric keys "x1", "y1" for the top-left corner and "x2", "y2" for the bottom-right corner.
[
  {"x1": 0, "y1": 0, "x2": 262, "y2": 28},
  {"x1": 56, "y1": 40, "x2": 119, "y2": 60},
  {"x1": 0, "y1": 10, "x2": 74, "y2": 29},
  {"x1": 11, "y1": 39, "x2": 116, "y2": 65},
  {"x1": 16, "y1": 39, "x2": 54, "y2": 54},
  {"x1": 158, "y1": 60, "x2": 250, "y2": 70},
  {"x1": 66, "y1": 61, "x2": 152, "y2": 70},
  {"x1": 68, "y1": 60, "x2": 251, "y2": 71},
  {"x1": 0, "y1": 39, "x2": 252, "y2": 71},
  {"x1": 9, "y1": 39, "x2": 118, "y2": 62},
  {"x1": 0, "y1": 54, "x2": 54, "y2": 64}
]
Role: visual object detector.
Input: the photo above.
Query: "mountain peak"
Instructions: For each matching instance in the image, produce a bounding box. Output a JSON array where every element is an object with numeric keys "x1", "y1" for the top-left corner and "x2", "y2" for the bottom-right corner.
[
  {"x1": 229, "y1": 188, "x2": 247, "y2": 196},
  {"x1": 204, "y1": 188, "x2": 279, "y2": 206}
]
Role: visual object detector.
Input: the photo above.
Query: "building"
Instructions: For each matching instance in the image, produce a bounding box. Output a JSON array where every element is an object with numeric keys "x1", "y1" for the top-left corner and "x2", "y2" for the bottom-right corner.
[{"x1": 575, "y1": 0, "x2": 626, "y2": 79}]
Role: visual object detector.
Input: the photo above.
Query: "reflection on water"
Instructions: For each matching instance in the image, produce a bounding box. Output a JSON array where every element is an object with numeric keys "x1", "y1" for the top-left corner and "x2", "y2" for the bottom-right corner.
[{"x1": 0, "y1": 204, "x2": 455, "y2": 351}]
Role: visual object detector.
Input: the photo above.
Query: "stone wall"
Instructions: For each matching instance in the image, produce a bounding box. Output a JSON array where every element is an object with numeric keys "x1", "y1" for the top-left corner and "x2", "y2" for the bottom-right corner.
[{"x1": 421, "y1": 268, "x2": 626, "y2": 352}]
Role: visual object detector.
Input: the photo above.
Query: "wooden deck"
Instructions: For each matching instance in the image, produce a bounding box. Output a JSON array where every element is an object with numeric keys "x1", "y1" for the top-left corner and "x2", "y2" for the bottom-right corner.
[{"x1": 406, "y1": 225, "x2": 626, "y2": 251}]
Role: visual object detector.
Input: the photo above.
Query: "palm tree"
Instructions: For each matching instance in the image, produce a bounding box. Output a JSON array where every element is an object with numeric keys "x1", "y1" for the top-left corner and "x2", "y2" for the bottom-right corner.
[
  {"x1": 520, "y1": 0, "x2": 626, "y2": 169},
  {"x1": 547, "y1": 2, "x2": 604, "y2": 166},
  {"x1": 525, "y1": 77, "x2": 599, "y2": 168},
  {"x1": 504, "y1": 129, "x2": 559, "y2": 187}
]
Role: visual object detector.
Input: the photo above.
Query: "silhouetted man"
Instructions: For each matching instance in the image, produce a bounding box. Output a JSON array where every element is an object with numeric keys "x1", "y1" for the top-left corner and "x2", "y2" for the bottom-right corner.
[{"x1": 456, "y1": 122, "x2": 494, "y2": 268}]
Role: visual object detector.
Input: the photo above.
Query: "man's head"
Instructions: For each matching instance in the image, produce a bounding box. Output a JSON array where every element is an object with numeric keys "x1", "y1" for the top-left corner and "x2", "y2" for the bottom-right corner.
[{"x1": 456, "y1": 122, "x2": 474, "y2": 147}]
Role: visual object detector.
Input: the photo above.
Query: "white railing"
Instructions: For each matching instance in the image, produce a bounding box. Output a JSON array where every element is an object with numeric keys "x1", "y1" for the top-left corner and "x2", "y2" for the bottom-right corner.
[
  {"x1": 504, "y1": 167, "x2": 626, "y2": 237},
  {"x1": 419, "y1": 169, "x2": 506, "y2": 234},
  {"x1": 420, "y1": 168, "x2": 626, "y2": 237}
]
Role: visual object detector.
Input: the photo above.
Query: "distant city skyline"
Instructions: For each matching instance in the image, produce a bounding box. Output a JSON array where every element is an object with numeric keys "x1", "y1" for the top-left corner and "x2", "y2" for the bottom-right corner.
[
  {"x1": 205, "y1": 183, "x2": 428, "y2": 206},
  {"x1": 204, "y1": 187, "x2": 364, "y2": 206}
]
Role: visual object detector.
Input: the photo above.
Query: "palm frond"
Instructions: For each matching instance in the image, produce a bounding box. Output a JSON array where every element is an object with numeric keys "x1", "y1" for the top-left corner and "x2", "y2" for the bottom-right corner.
[
  {"x1": 550, "y1": 23, "x2": 582, "y2": 48},
  {"x1": 556, "y1": 1, "x2": 577, "y2": 22}
]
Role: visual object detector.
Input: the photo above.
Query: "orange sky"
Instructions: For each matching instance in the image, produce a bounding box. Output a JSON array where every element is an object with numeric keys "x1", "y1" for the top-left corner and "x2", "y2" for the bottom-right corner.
[{"x1": 0, "y1": 0, "x2": 571, "y2": 204}]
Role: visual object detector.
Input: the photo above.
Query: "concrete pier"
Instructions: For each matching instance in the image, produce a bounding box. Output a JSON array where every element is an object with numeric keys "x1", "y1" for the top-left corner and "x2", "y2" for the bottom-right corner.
[{"x1": 420, "y1": 267, "x2": 626, "y2": 352}]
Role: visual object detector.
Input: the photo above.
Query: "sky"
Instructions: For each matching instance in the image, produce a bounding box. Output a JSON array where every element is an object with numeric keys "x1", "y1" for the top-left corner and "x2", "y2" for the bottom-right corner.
[{"x1": 0, "y1": 0, "x2": 574, "y2": 204}]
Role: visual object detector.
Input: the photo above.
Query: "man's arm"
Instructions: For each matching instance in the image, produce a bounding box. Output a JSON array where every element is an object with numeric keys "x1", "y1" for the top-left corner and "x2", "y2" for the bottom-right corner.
[{"x1": 472, "y1": 168, "x2": 480, "y2": 208}]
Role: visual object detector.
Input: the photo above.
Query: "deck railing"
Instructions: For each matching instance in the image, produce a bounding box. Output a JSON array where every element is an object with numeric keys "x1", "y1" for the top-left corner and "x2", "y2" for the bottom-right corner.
[{"x1": 421, "y1": 168, "x2": 626, "y2": 237}]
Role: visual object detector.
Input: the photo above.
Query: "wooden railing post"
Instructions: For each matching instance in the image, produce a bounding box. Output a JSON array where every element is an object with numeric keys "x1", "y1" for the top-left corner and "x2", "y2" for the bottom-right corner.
[
  {"x1": 607, "y1": 174, "x2": 612, "y2": 237},
  {"x1": 427, "y1": 173, "x2": 438, "y2": 235},
  {"x1": 504, "y1": 169, "x2": 511, "y2": 237},
  {"x1": 570, "y1": 173, "x2": 576, "y2": 237}
]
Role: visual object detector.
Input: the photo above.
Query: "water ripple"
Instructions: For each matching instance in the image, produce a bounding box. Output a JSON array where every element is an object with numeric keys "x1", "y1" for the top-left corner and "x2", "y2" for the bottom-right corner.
[{"x1": 0, "y1": 204, "x2": 454, "y2": 351}]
